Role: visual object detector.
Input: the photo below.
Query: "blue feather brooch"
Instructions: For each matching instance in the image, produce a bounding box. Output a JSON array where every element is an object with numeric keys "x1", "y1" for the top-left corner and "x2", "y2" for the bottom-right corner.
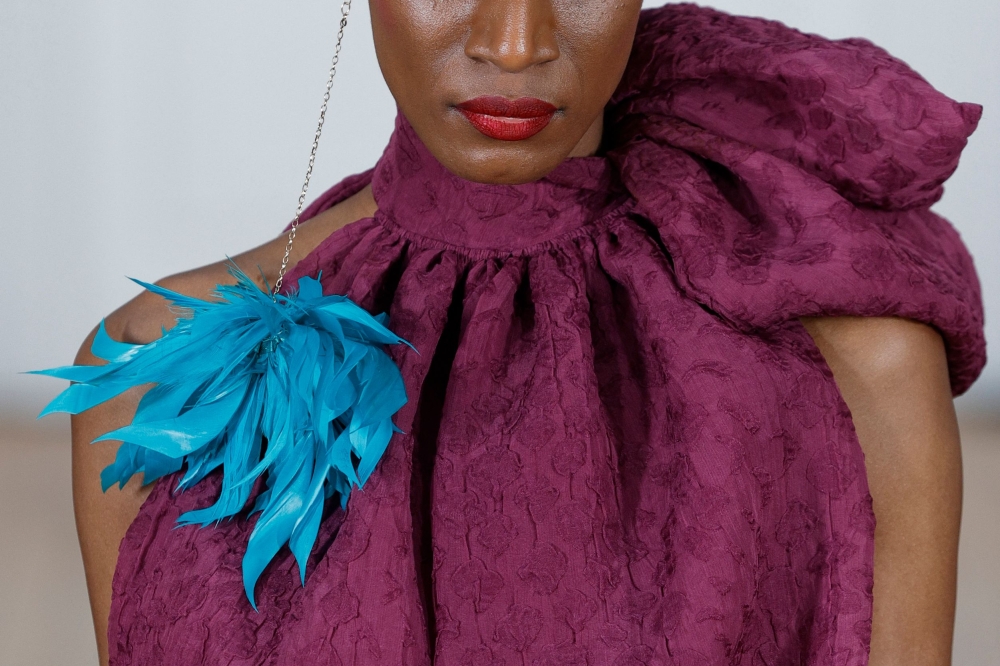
[{"x1": 33, "y1": 265, "x2": 412, "y2": 607}]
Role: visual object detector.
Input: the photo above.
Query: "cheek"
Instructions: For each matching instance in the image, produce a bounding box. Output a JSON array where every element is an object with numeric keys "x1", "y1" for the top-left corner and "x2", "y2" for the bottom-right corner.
[
  {"x1": 370, "y1": 1, "x2": 457, "y2": 67},
  {"x1": 369, "y1": 0, "x2": 399, "y2": 39},
  {"x1": 371, "y1": 0, "x2": 425, "y2": 95},
  {"x1": 565, "y1": 3, "x2": 641, "y2": 90}
]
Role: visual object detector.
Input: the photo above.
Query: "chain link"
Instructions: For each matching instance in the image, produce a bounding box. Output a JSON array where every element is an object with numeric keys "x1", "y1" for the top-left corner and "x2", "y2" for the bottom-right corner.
[{"x1": 273, "y1": 0, "x2": 353, "y2": 298}]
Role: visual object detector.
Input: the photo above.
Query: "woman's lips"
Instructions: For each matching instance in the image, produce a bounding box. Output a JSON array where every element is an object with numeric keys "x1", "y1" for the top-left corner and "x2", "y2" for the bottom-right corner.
[{"x1": 456, "y1": 96, "x2": 558, "y2": 141}]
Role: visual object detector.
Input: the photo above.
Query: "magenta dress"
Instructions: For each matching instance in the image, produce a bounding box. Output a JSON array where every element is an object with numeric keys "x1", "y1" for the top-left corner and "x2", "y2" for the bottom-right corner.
[{"x1": 108, "y1": 5, "x2": 984, "y2": 665}]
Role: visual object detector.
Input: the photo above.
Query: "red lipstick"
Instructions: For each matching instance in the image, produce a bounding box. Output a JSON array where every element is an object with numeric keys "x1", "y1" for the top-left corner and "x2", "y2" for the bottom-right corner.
[{"x1": 456, "y1": 96, "x2": 558, "y2": 141}]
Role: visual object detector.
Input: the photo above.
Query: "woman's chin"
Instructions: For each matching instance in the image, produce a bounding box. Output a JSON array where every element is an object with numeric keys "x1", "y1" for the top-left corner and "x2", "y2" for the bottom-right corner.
[{"x1": 422, "y1": 126, "x2": 591, "y2": 185}]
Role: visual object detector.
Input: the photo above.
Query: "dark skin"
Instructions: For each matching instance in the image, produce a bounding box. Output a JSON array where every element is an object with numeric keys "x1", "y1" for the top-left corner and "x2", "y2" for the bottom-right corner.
[
  {"x1": 73, "y1": 2, "x2": 961, "y2": 664},
  {"x1": 369, "y1": 0, "x2": 640, "y2": 182}
]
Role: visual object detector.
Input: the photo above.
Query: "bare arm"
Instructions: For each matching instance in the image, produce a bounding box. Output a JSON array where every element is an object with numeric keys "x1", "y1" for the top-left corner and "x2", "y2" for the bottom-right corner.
[
  {"x1": 801, "y1": 316, "x2": 962, "y2": 666},
  {"x1": 72, "y1": 185, "x2": 376, "y2": 665}
]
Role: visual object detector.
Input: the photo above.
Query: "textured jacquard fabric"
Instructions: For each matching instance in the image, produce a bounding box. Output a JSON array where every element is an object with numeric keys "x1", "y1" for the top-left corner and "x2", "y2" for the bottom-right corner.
[{"x1": 109, "y1": 5, "x2": 984, "y2": 665}]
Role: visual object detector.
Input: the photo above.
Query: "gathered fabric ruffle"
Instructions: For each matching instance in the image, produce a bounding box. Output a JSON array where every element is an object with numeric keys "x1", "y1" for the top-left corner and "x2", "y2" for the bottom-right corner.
[
  {"x1": 606, "y1": 3, "x2": 984, "y2": 394},
  {"x1": 113, "y1": 210, "x2": 877, "y2": 665}
]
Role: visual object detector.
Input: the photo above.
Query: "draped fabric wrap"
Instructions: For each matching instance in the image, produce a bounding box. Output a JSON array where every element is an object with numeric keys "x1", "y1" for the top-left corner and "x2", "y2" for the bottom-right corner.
[
  {"x1": 606, "y1": 6, "x2": 984, "y2": 394},
  {"x1": 108, "y1": 4, "x2": 984, "y2": 665}
]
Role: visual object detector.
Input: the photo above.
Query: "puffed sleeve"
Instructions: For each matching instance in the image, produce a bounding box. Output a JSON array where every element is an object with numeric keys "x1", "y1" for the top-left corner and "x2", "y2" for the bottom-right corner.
[{"x1": 608, "y1": 3, "x2": 986, "y2": 394}]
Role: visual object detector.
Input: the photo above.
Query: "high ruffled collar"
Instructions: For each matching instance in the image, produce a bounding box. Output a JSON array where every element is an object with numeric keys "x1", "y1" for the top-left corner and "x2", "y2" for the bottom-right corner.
[
  {"x1": 370, "y1": 2, "x2": 980, "y2": 247},
  {"x1": 371, "y1": 113, "x2": 631, "y2": 256}
]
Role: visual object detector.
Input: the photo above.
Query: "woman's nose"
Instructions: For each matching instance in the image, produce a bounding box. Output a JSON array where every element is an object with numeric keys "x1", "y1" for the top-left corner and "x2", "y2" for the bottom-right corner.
[{"x1": 465, "y1": 0, "x2": 560, "y2": 73}]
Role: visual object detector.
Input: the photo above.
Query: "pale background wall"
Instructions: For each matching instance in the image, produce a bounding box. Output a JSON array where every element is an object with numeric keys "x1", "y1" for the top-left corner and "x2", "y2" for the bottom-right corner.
[{"x1": 0, "y1": 2, "x2": 997, "y2": 665}]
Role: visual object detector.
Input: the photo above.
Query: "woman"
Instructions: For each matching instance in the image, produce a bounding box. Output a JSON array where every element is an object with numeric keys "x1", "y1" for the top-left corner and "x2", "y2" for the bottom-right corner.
[{"x1": 66, "y1": 2, "x2": 983, "y2": 665}]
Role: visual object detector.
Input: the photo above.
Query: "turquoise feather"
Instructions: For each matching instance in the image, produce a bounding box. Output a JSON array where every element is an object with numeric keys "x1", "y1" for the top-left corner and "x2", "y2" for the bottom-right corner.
[{"x1": 32, "y1": 265, "x2": 412, "y2": 608}]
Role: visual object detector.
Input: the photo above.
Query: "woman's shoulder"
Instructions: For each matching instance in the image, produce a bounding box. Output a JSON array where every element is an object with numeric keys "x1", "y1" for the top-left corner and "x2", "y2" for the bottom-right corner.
[
  {"x1": 87, "y1": 182, "x2": 377, "y2": 353},
  {"x1": 66, "y1": 178, "x2": 377, "y2": 666}
]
